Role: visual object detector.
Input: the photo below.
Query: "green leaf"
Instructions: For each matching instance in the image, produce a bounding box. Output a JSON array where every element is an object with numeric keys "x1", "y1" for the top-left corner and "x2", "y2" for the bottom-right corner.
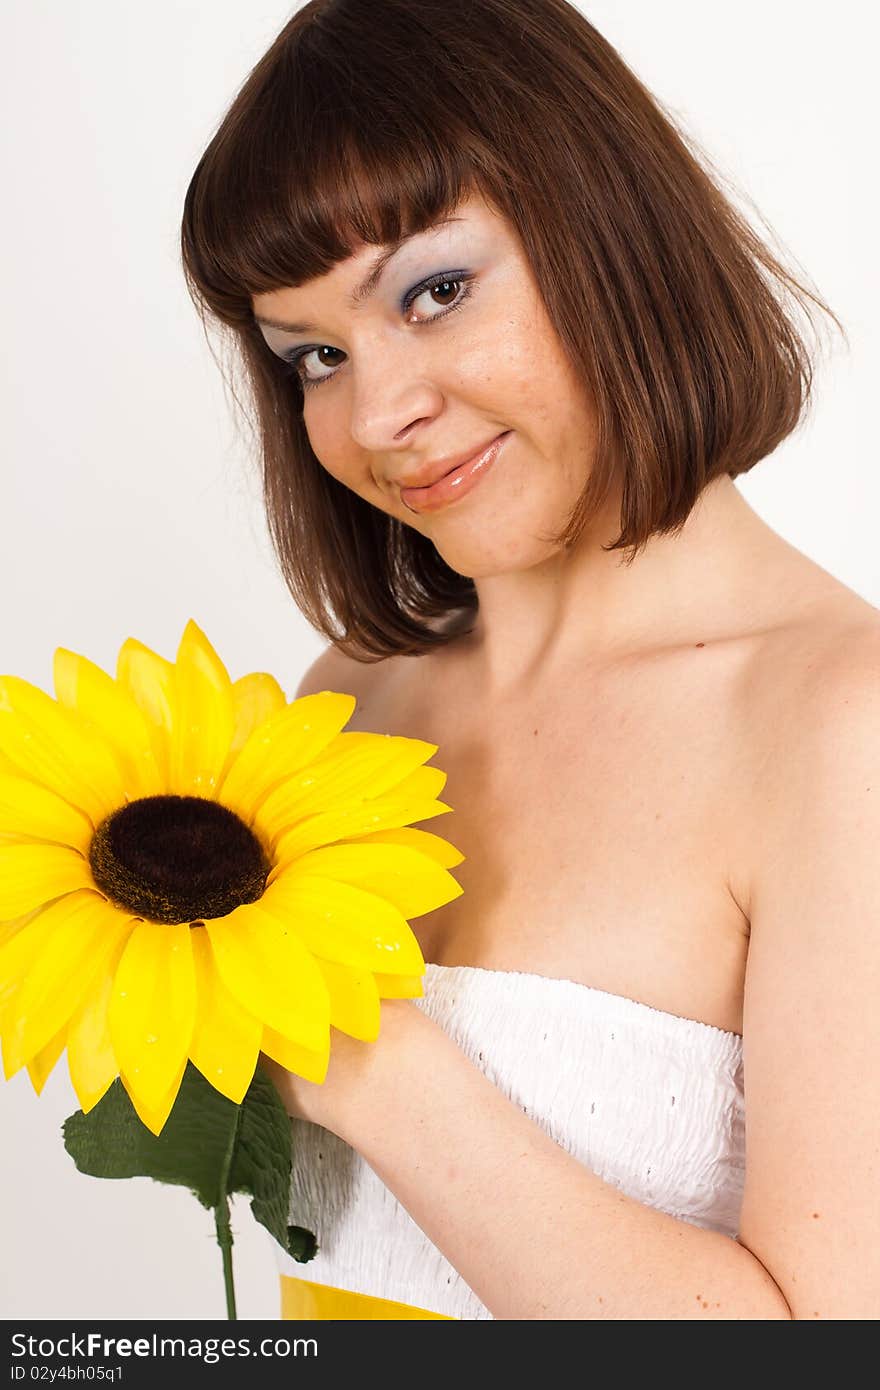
[
  {"x1": 63, "y1": 1065, "x2": 232, "y2": 1208},
  {"x1": 227, "y1": 1067, "x2": 320, "y2": 1263},
  {"x1": 62, "y1": 1062, "x2": 318, "y2": 1262}
]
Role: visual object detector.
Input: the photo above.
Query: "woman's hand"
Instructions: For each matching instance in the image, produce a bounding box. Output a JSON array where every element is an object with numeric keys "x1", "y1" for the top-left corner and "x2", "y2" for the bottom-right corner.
[{"x1": 258, "y1": 996, "x2": 436, "y2": 1139}]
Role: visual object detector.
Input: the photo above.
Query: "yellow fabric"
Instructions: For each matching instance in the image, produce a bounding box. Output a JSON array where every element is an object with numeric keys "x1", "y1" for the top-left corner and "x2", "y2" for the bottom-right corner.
[{"x1": 280, "y1": 1275, "x2": 454, "y2": 1320}]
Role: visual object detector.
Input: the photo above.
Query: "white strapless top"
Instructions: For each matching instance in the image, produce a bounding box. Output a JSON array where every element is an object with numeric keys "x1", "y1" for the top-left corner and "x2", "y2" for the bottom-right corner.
[{"x1": 277, "y1": 963, "x2": 745, "y2": 1320}]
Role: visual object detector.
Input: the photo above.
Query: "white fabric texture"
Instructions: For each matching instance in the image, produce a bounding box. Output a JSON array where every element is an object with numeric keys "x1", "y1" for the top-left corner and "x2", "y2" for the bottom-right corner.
[{"x1": 277, "y1": 962, "x2": 746, "y2": 1319}]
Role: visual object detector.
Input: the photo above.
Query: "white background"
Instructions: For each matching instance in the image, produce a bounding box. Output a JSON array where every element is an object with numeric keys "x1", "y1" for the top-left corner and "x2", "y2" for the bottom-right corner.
[{"x1": 1, "y1": 0, "x2": 877, "y2": 1322}]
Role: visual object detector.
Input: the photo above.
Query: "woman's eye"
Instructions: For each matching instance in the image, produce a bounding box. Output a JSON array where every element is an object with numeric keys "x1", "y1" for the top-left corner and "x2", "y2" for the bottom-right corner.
[
  {"x1": 407, "y1": 277, "x2": 466, "y2": 317},
  {"x1": 284, "y1": 272, "x2": 474, "y2": 390},
  {"x1": 285, "y1": 344, "x2": 345, "y2": 389}
]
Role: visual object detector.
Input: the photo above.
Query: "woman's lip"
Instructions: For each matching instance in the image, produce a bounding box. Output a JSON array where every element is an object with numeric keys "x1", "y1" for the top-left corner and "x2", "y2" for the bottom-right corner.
[{"x1": 400, "y1": 432, "x2": 511, "y2": 513}]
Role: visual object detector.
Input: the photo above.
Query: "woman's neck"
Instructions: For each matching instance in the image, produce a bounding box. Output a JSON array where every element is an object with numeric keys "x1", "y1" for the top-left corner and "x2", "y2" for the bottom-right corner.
[{"x1": 456, "y1": 475, "x2": 816, "y2": 700}]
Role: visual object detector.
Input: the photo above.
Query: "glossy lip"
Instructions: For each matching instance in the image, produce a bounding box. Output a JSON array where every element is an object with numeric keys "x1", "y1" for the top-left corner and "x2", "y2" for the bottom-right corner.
[{"x1": 399, "y1": 432, "x2": 511, "y2": 514}]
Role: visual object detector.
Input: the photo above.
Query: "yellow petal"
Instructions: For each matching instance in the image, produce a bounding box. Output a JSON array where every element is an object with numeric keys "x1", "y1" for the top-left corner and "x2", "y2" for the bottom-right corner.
[
  {"x1": 261, "y1": 872, "x2": 426, "y2": 976},
  {"x1": 54, "y1": 649, "x2": 163, "y2": 801},
  {"x1": 115, "y1": 638, "x2": 174, "y2": 785},
  {"x1": 316, "y1": 957, "x2": 380, "y2": 1041},
  {"x1": 0, "y1": 678, "x2": 127, "y2": 825},
  {"x1": 0, "y1": 773, "x2": 94, "y2": 853},
  {"x1": 260, "y1": 1028, "x2": 329, "y2": 1084},
  {"x1": 205, "y1": 901, "x2": 330, "y2": 1052},
  {"x1": 0, "y1": 843, "x2": 94, "y2": 919},
  {"x1": 67, "y1": 953, "x2": 126, "y2": 1113},
  {"x1": 121, "y1": 1058, "x2": 187, "y2": 1136},
  {"x1": 337, "y1": 825, "x2": 466, "y2": 870},
  {"x1": 0, "y1": 743, "x2": 19, "y2": 776},
  {"x1": 0, "y1": 905, "x2": 54, "y2": 1024},
  {"x1": 252, "y1": 732, "x2": 441, "y2": 837},
  {"x1": 218, "y1": 692, "x2": 356, "y2": 825},
  {"x1": 188, "y1": 925, "x2": 261, "y2": 1103},
  {"x1": 212, "y1": 668, "x2": 287, "y2": 821},
  {"x1": 289, "y1": 842, "x2": 464, "y2": 918},
  {"x1": 1, "y1": 890, "x2": 134, "y2": 1075},
  {"x1": 167, "y1": 620, "x2": 236, "y2": 798},
  {"x1": 380, "y1": 763, "x2": 448, "y2": 801},
  {"x1": 0, "y1": 906, "x2": 45, "y2": 954},
  {"x1": 271, "y1": 798, "x2": 453, "y2": 866},
  {"x1": 228, "y1": 673, "x2": 286, "y2": 762},
  {"x1": 26, "y1": 1022, "x2": 68, "y2": 1094},
  {"x1": 373, "y1": 973, "x2": 425, "y2": 999},
  {"x1": 108, "y1": 921, "x2": 196, "y2": 1117}
]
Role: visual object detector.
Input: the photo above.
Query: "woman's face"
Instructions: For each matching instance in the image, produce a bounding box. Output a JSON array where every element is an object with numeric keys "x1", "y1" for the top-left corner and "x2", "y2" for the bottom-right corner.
[{"x1": 252, "y1": 191, "x2": 598, "y2": 579}]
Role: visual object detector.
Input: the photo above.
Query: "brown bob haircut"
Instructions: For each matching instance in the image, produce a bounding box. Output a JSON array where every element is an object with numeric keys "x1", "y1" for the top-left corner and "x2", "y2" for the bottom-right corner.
[{"x1": 180, "y1": 0, "x2": 845, "y2": 662}]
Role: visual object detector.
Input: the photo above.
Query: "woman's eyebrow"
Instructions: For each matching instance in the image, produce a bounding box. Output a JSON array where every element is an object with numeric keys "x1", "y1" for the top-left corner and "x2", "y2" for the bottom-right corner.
[{"x1": 253, "y1": 216, "x2": 464, "y2": 334}]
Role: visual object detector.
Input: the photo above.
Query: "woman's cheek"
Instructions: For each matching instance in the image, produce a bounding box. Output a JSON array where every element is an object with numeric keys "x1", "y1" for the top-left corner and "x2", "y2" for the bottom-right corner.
[
  {"x1": 309, "y1": 438, "x2": 395, "y2": 513},
  {"x1": 304, "y1": 414, "x2": 353, "y2": 487}
]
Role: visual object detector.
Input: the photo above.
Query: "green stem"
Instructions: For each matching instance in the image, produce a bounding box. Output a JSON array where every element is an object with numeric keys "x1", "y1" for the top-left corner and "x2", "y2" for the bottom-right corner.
[{"x1": 214, "y1": 1195, "x2": 237, "y2": 1320}]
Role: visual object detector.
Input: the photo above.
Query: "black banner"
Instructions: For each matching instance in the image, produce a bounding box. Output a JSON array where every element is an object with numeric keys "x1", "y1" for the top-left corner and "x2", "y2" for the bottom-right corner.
[{"x1": 1, "y1": 1319, "x2": 477, "y2": 1385}]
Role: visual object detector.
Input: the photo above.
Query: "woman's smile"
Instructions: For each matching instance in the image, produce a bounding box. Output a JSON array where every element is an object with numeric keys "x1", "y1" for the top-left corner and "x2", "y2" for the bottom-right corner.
[{"x1": 398, "y1": 431, "x2": 512, "y2": 514}]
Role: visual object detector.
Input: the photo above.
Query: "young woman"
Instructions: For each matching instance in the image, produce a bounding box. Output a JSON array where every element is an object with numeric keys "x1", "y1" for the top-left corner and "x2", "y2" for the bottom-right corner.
[{"x1": 180, "y1": 0, "x2": 879, "y2": 1319}]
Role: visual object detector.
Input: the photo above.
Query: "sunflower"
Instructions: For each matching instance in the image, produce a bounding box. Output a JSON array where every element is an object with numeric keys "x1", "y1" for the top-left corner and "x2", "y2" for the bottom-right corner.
[{"x1": 0, "y1": 620, "x2": 463, "y2": 1134}]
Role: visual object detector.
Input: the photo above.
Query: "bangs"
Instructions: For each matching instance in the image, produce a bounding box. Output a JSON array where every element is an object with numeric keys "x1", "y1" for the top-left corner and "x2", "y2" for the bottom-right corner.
[{"x1": 181, "y1": 4, "x2": 497, "y2": 325}]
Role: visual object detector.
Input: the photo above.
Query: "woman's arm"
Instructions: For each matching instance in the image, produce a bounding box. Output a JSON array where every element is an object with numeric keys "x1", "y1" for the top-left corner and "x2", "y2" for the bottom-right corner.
[
  {"x1": 268, "y1": 996, "x2": 791, "y2": 1320},
  {"x1": 731, "y1": 635, "x2": 880, "y2": 1321}
]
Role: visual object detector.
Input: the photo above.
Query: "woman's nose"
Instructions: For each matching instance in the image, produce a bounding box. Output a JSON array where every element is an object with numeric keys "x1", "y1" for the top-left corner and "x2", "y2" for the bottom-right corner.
[{"x1": 346, "y1": 339, "x2": 445, "y2": 452}]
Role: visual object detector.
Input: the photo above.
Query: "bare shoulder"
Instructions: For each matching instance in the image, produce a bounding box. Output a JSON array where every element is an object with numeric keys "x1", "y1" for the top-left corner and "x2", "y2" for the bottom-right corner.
[
  {"x1": 719, "y1": 587, "x2": 877, "y2": 908},
  {"x1": 293, "y1": 640, "x2": 402, "y2": 709},
  {"x1": 771, "y1": 595, "x2": 880, "y2": 806},
  {"x1": 783, "y1": 595, "x2": 880, "y2": 797},
  {"x1": 745, "y1": 588, "x2": 880, "y2": 742},
  {"x1": 736, "y1": 590, "x2": 880, "y2": 898}
]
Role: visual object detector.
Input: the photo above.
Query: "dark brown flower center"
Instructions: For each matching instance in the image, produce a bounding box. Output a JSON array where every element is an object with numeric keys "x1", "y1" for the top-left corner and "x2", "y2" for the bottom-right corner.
[{"x1": 88, "y1": 795, "x2": 271, "y2": 925}]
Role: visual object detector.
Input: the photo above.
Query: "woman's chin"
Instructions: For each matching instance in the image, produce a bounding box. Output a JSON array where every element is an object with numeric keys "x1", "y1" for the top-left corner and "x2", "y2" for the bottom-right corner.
[{"x1": 432, "y1": 532, "x2": 563, "y2": 581}]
